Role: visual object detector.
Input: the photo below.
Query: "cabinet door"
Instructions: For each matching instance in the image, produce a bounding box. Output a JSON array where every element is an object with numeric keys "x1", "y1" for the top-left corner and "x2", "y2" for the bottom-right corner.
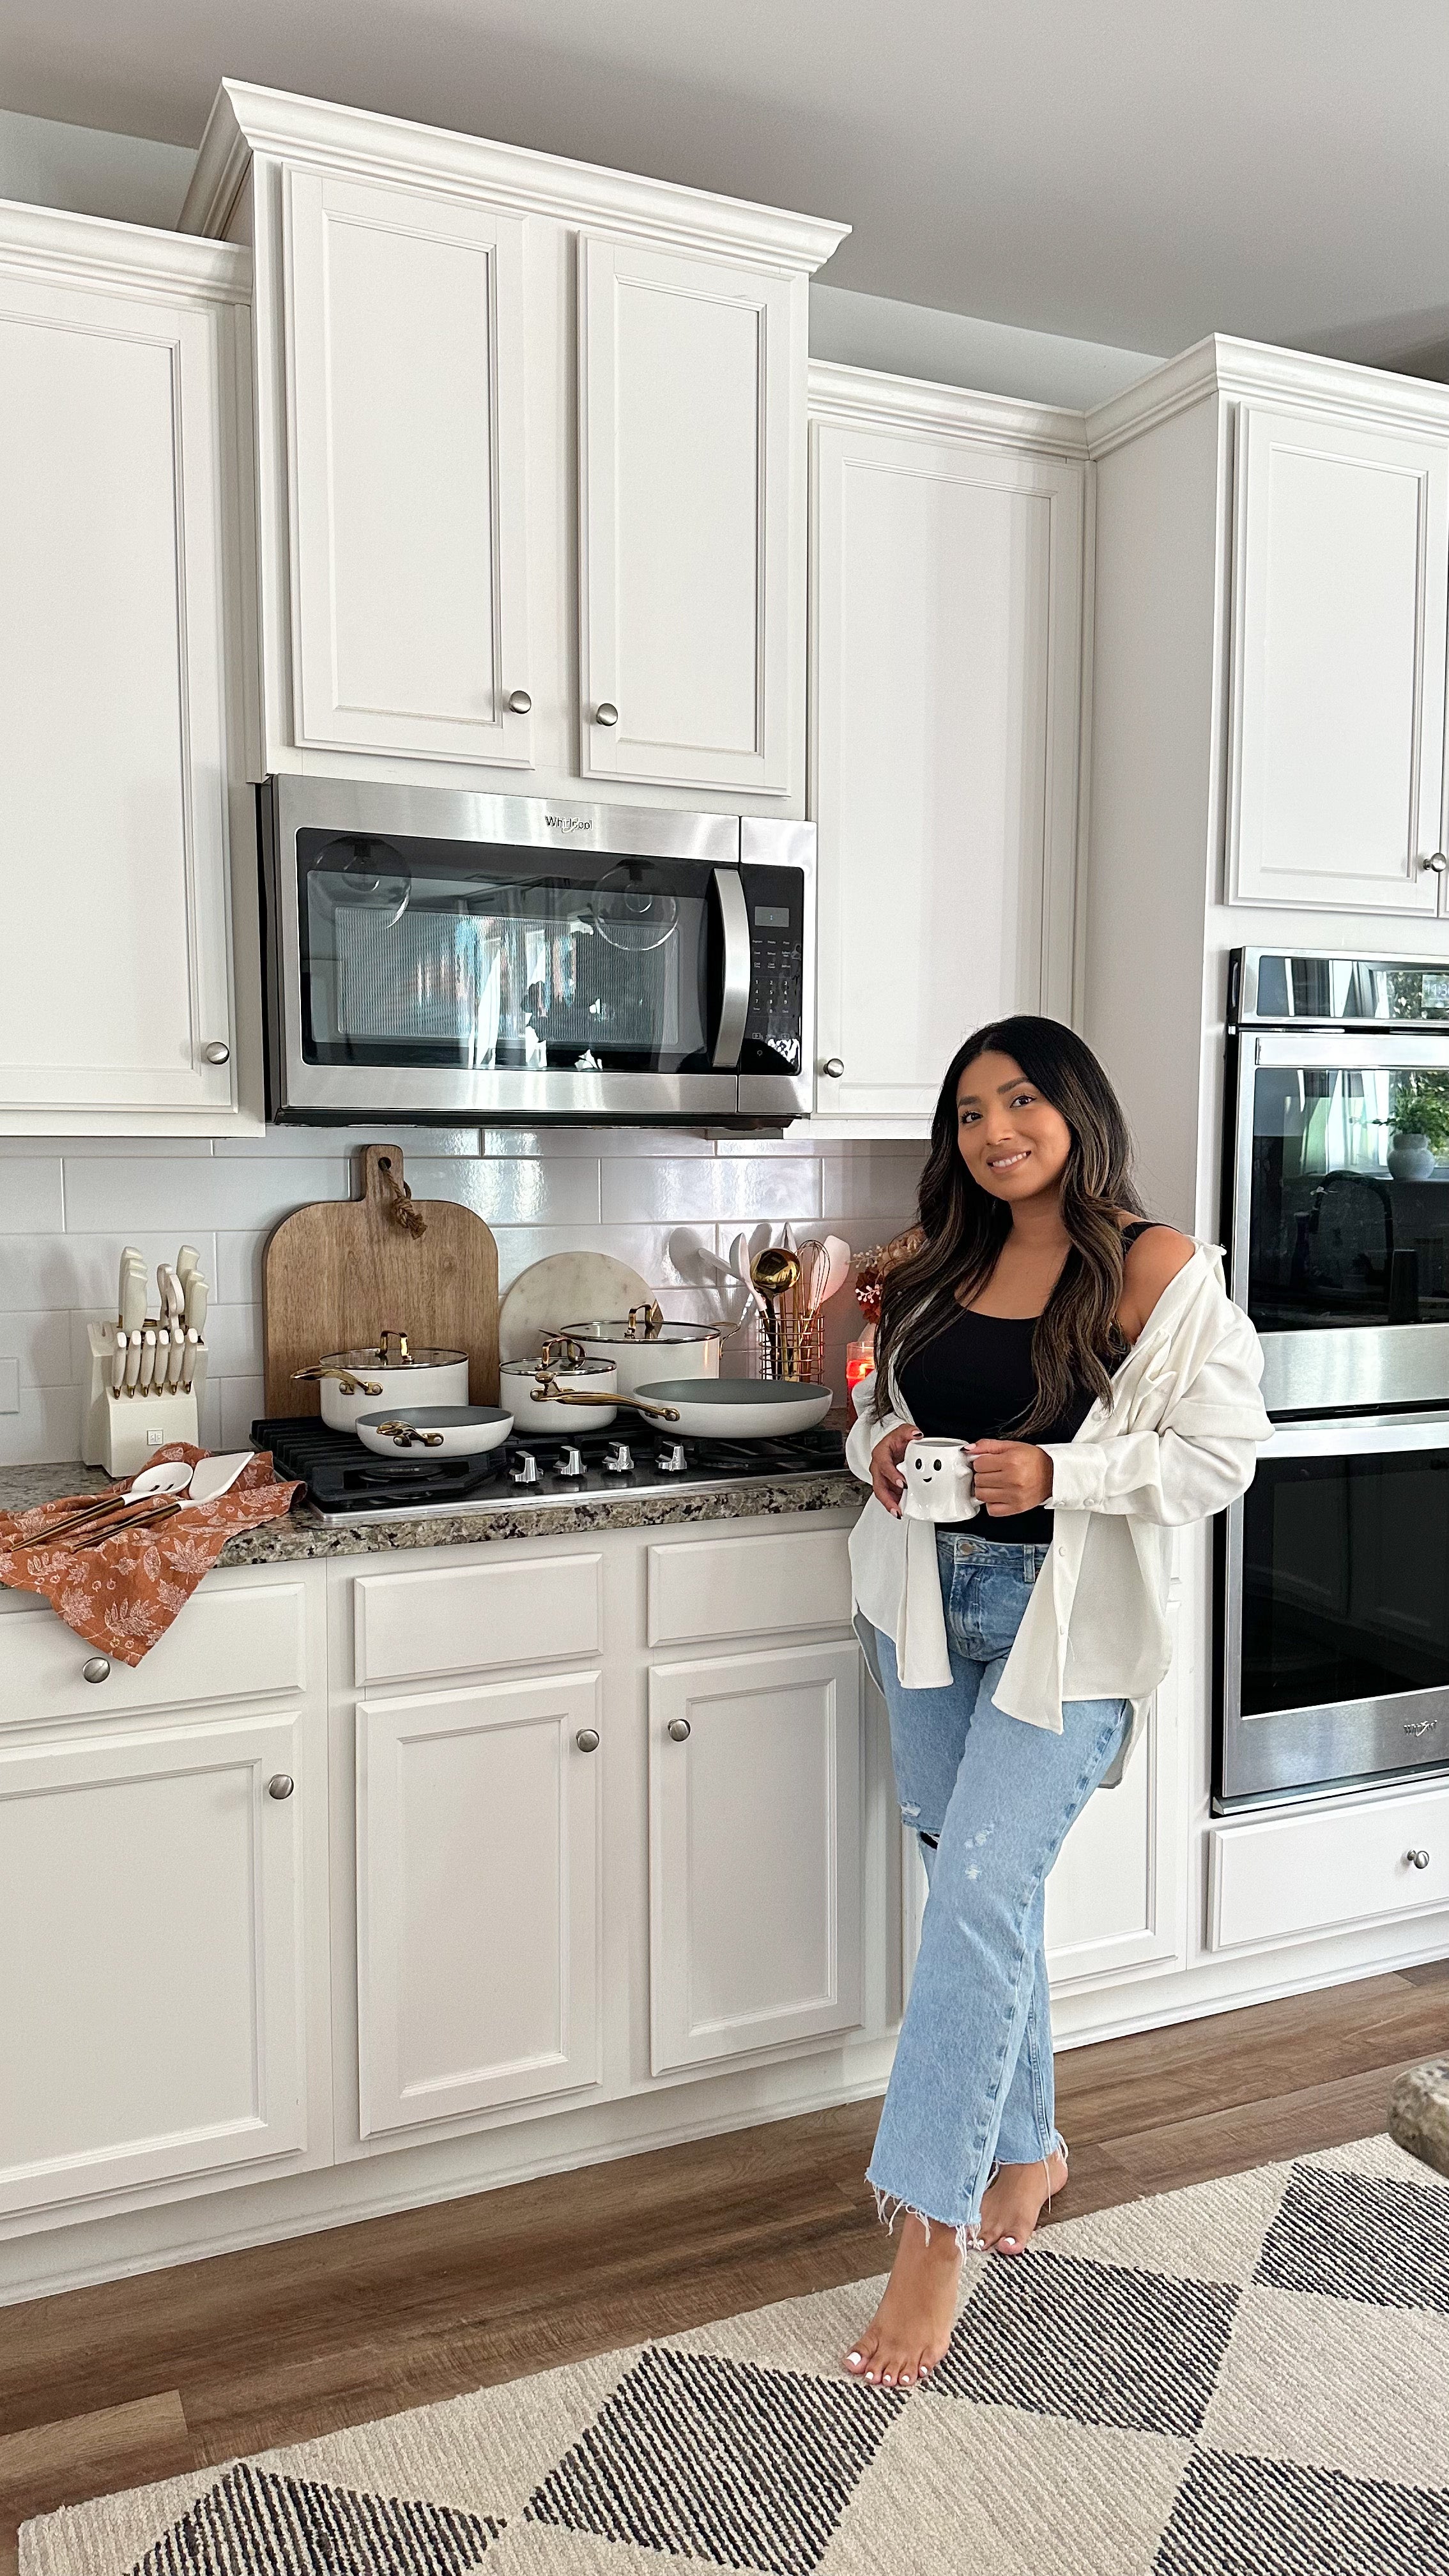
[
  {"x1": 649, "y1": 1641, "x2": 862, "y2": 2074},
  {"x1": 284, "y1": 170, "x2": 532, "y2": 765},
  {"x1": 356, "y1": 1671, "x2": 601, "y2": 2136},
  {"x1": 0, "y1": 270, "x2": 237, "y2": 1122},
  {"x1": 0, "y1": 1712, "x2": 305, "y2": 2218},
  {"x1": 579, "y1": 234, "x2": 797, "y2": 793},
  {"x1": 1228, "y1": 401, "x2": 1449, "y2": 914},
  {"x1": 811, "y1": 422, "x2": 1084, "y2": 1125}
]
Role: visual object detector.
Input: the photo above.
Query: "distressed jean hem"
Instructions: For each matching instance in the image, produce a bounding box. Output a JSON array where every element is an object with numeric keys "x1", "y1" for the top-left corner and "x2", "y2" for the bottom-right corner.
[{"x1": 868, "y1": 2180, "x2": 985, "y2": 2257}]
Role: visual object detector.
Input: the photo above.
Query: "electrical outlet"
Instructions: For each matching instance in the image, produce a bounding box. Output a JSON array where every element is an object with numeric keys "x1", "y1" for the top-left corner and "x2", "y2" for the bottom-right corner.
[{"x1": 0, "y1": 1358, "x2": 19, "y2": 1416}]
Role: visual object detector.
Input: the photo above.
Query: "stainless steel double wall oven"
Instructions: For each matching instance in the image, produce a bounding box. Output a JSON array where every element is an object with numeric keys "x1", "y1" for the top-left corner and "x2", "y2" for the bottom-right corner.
[
  {"x1": 1222, "y1": 949, "x2": 1449, "y2": 1807},
  {"x1": 260, "y1": 778, "x2": 815, "y2": 1129}
]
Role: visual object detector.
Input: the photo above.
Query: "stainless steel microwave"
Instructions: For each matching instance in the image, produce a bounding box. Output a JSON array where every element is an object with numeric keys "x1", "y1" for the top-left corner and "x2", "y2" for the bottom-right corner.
[{"x1": 259, "y1": 778, "x2": 815, "y2": 1128}]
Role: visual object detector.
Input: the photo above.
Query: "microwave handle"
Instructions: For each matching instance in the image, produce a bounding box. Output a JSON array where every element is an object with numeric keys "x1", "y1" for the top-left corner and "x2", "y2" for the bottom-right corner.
[{"x1": 711, "y1": 867, "x2": 751, "y2": 1069}]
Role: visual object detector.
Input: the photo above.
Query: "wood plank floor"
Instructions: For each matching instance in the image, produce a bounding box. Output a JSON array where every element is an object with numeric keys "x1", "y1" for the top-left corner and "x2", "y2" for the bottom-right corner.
[{"x1": 2, "y1": 1957, "x2": 1445, "y2": 2574}]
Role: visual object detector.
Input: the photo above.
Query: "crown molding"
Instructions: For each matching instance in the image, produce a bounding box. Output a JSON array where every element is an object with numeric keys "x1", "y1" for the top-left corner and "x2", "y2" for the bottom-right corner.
[
  {"x1": 181, "y1": 79, "x2": 850, "y2": 274},
  {"x1": 0, "y1": 194, "x2": 249, "y2": 302},
  {"x1": 808, "y1": 358, "x2": 1088, "y2": 457},
  {"x1": 1087, "y1": 330, "x2": 1449, "y2": 458}
]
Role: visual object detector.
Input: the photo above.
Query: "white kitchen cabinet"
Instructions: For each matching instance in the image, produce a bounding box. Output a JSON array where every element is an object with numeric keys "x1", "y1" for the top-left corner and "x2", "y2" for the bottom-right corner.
[
  {"x1": 578, "y1": 236, "x2": 801, "y2": 795},
  {"x1": 282, "y1": 169, "x2": 533, "y2": 767},
  {"x1": 0, "y1": 209, "x2": 250, "y2": 1134},
  {"x1": 0, "y1": 1706, "x2": 307, "y2": 2220},
  {"x1": 648, "y1": 1639, "x2": 863, "y2": 2074},
  {"x1": 1208, "y1": 1777, "x2": 1449, "y2": 1952},
  {"x1": 809, "y1": 369, "x2": 1086, "y2": 1130},
  {"x1": 183, "y1": 82, "x2": 845, "y2": 807},
  {"x1": 355, "y1": 1670, "x2": 602, "y2": 2136},
  {"x1": 1227, "y1": 400, "x2": 1449, "y2": 915}
]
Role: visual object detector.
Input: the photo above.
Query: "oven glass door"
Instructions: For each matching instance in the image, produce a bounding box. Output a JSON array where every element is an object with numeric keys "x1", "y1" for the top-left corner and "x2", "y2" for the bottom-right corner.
[
  {"x1": 1245, "y1": 1055, "x2": 1449, "y2": 1333},
  {"x1": 1222, "y1": 1417, "x2": 1449, "y2": 1803},
  {"x1": 298, "y1": 829, "x2": 725, "y2": 1076}
]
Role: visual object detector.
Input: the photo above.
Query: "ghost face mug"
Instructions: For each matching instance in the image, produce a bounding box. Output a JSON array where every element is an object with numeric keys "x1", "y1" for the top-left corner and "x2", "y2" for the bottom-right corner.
[{"x1": 900, "y1": 1436, "x2": 979, "y2": 1521}]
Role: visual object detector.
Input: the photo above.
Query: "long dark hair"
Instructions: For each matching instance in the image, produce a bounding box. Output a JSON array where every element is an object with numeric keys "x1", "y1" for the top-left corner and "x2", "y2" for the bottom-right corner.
[{"x1": 872, "y1": 1016, "x2": 1144, "y2": 1436}]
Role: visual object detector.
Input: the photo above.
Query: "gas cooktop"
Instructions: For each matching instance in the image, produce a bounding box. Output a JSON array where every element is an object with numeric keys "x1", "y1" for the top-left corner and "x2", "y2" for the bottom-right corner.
[{"x1": 253, "y1": 1414, "x2": 849, "y2": 1522}]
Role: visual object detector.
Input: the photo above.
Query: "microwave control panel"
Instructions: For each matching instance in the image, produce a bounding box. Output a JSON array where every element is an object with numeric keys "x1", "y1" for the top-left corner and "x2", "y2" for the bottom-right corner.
[{"x1": 739, "y1": 866, "x2": 804, "y2": 1073}]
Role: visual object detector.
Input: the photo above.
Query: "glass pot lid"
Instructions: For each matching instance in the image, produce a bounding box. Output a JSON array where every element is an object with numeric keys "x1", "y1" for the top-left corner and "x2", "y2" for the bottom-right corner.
[
  {"x1": 562, "y1": 1311, "x2": 724, "y2": 1346},
  {"x1": 501, "y1": 1335, "x2": 615, "y2": 1381},
  {"x1": 325, "y1": 1331, "x2": 466, "y2": 1370}
]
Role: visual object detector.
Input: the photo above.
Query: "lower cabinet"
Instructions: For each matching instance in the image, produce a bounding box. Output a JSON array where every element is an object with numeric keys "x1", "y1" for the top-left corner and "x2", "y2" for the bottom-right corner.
[
  {"x1": 648, "y1": 1640, "x2": 864, "y2": 2074},
  {"x1": 355, "y1": 1669, "x2": 602, "y2": 2136},
  {"x1": 0, "y1": 1708, "x2": 307, "y2": 2218}
]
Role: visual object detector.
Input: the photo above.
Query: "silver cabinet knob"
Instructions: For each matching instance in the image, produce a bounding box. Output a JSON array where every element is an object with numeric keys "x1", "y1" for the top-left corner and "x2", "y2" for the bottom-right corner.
[
  {"x1": 266, "y1": 1773, "x2": 295, "y2": 1800},
  {"x1": 1422, "y1": 854, "x2": 1449, "y2": 875},
  {"x1": 82, "y1": 1655, "x2": 111, "y2": 1684},
  {"x1": 575, "y1": 1727, "x2": 600, "y2": 1752},
  {"x1": 667, "y1": 1717, "x2": 691, "y2": 1742},
  {"x1": 820, "y1": 1057, "x2": 845, "y2": 1079},
  {"x1": 507, "y1": 688, "x2": 532, "y2": 714},
  {"x1": 1407, "y1": 1846, "x2": 1431, "y2": 1868},
  {"x1": 202, "y1": 1041, "x2": 231, "y2": 1065},
  {"x1": 595, "y1": 702, "x2": 620, "y2": 728}
]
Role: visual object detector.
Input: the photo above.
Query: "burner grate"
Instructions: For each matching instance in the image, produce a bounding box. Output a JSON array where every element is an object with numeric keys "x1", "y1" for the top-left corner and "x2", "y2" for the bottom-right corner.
[{"x1": 254, "y1": 1413, "x2": 847, "y2": 1517}]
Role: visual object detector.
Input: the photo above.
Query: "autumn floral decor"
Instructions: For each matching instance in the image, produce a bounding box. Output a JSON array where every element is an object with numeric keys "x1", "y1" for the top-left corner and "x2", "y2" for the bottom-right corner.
[{"x1": 0, "y1": 1445, "x2": 302, "y2": 1666}]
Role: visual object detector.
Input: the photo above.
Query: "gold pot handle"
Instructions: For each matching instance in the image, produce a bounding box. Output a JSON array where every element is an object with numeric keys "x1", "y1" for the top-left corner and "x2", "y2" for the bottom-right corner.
[
  {"x1": 530, "y1": 1376, "x2": 680, "y2": 1423},
  {"x1": 293, "y1": 1365, "x2": 385, "y2": 1395}
]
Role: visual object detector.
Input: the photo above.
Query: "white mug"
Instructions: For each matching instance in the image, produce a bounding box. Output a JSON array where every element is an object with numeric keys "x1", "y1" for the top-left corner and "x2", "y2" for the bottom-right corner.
[{"x1": 900, "y1": 1436, "x2": 979, "y2": 1521}]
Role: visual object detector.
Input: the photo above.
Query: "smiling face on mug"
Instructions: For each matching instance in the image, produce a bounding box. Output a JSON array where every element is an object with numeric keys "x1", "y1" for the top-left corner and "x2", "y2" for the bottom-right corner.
[{"x1": 955, "y1": 1052, "x2": 1073, "y2": 1207}]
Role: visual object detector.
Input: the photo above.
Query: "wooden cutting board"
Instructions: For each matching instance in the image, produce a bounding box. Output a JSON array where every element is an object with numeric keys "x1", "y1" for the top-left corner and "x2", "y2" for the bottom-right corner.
[{"x1": 263, "y1": 1144, "x2": 500, "y2": 1416}]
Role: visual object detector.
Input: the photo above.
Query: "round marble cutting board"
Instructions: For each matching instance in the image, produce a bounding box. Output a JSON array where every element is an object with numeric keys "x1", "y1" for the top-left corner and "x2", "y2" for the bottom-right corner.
[{"x1": 497, "y1": 1251, "x2": 652, "y2": 1363}]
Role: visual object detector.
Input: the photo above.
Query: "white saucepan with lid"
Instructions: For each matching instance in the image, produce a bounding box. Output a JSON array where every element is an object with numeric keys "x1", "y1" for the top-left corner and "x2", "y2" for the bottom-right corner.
[
  {"x1": 295, "y1": 1329, "x2": 470, "y2": 1432},
  {"x1": 500, "y1": 1335, "x2": 620, "y2": 1434},
  {"x1": 558, "y1": 1303, "x2": 724, "y2": 1397}
]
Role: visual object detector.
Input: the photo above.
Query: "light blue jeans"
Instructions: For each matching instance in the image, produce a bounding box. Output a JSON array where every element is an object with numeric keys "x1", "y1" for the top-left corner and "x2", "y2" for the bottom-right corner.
[{"x1": 868, "y1": 1531, "x2": 1130, "y2": 2244}]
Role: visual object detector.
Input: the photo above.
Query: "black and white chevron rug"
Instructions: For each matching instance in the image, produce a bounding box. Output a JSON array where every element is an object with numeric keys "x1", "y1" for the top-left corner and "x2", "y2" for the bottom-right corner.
[{"x1": 22, "y1": 2133, "x2": 1449, "y2": 2576}]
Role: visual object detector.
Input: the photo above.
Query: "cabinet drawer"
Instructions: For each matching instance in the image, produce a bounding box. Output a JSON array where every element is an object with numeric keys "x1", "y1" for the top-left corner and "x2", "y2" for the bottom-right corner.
[
  {"x1": 1208, "y1": 1783, "x2": 1449, "y2": 1952},
  {"x1": 353, "y1": 1553, "x2": 602, "y2": 1685},
  {"x1": 0, "y1": 1581, "x2": 306, "y2": 1724},
  {"x1": 647, "y1": 1529, "x2": 852, "y2": 1648}
]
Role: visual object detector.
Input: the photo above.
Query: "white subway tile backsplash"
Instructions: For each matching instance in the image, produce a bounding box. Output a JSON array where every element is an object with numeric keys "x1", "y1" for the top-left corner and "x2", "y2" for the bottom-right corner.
[
  {"x1": 0, "y1": 1129, "x2": 909, "y2": 1460},
  {"x1": 601, "y1": 1158, "x2": 822, "y2": 1225},
  {"x1": 409, "y1": 1158, "x2": 602, "y2": 1227},
  {"x1": 0, "y1": 1160, "x2": 64, "y2": 1234},
  {"x1": 63, "y1": 1158, "x2": 350, "y2": 1235}
]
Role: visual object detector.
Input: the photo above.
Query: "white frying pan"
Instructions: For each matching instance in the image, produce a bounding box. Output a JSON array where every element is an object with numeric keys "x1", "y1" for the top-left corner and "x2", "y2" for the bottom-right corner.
[{"x1": 631, "y1": 1377, "x2": 832, "y2": 1439}]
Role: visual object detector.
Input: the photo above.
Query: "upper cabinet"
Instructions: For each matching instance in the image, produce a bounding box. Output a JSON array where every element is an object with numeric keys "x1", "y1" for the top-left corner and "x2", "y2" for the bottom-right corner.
[
  {"x1": 1228, "y1": 399, "x2": 1449, "y2": 916},
  {"x1": 0, "y1": 207, "x2": 254, "y2": 1136},
  {"x1": 578, "y1": 237, "x2": 799, "y2": 794},
  {"x1": 283, "y1": 171, "x2": 532, "y2": 767},
  {"x1": 183, "y1": 82, "x2": 846, "y2": 813},
  {"x1": 808, "y1": 369, "x2": 1087, "y2": 1131}
]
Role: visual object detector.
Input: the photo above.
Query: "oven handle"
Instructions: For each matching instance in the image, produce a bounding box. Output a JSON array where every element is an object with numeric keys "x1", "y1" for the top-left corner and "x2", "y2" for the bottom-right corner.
[
  {"x1": 711, "y1": 866, "x2": 750, "y2": 1070},
  {"x1": 1264, "y1": 1410, "x2": 1449, "y2": 1459}
]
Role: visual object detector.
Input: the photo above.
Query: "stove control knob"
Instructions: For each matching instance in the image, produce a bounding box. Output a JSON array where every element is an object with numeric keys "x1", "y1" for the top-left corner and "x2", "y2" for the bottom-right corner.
[
  {"x1": 509, "y1": 1451, "x2": 539, "y2": 1485},
  {"x1": 556, "y1": 1445, "x2": 586, "y2": 1478},
  {"x1": 656, "y1": 1441, "x2": 687, "y2": 1474},
  {"x1": 603, "y1": 1440, "x2": 634, "y2": 1473}
]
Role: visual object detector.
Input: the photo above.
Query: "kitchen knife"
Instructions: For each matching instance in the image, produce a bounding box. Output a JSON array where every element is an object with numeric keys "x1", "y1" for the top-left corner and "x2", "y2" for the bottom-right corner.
[
  {"x1": 184, "y1": 1274, "x2": 208, "y2": 1338},
  {"x1": 167, "y1": 1322, "x2": 185, "y2": 1386},
  {"x1": 139, "y1": 1326, "x2": 158, "y2": 1392},
  {"x1": 119, "y1": 1250, "x2": 146, "y2": 1337},
  {"x1": 123, "y1": 1330, "x2": 141, "y2": 1392},
  {"x1": 176, "y1": 1244, "x2": 200, "y2": 1287},
  {"x1": 111, "y1": 1329, "x2": 128, "y2": 1394},
  {"x1": 181, "y1": 1327, "x2": 199, "y2": 1390}
]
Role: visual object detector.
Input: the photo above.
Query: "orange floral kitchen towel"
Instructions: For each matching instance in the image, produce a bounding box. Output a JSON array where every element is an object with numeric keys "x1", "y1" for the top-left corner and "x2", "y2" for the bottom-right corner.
[{"x1": 0, "y1": 1446, "x2": 302, "y2": 1666}]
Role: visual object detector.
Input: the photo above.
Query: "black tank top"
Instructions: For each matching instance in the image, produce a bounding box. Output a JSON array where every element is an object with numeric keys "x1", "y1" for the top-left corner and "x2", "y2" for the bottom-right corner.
[{"x1": 896, "y1": 1222, "x2": 1160, "y2": 1544}]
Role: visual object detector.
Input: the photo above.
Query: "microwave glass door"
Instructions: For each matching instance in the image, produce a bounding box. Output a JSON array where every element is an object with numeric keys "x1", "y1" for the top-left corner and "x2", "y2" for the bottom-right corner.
[
  {"x1": 298, "y1": 829, "x2": 721, "y2": 1075},
  {"x1": 1245, "y1": 1060, "x2": 1449, "y2": 1334},
  {"x1": 1222, "y1": 1421, "x2": 1449, "y2": 1802}
]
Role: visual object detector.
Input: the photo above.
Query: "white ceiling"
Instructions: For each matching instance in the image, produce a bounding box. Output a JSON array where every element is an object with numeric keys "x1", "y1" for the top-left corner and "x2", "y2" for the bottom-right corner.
[{"x1": 8, "y1": 0, "x2": 1449, "y2": 369}]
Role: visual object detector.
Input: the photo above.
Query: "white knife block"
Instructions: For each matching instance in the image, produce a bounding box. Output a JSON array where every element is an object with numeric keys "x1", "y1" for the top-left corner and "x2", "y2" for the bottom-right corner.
[{"x1": 82, "y1": 1322, "x2": 209, "y2": 1476}]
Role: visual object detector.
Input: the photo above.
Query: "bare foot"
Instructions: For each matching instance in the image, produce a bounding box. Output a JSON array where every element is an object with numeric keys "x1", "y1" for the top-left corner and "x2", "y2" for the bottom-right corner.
[
  {"x1": 842, "y1": 2212, "x2": 962, "y2": 2387},
  {"x1": 977, "y1": 2149, "x2": 1068, "y2": 2255}
]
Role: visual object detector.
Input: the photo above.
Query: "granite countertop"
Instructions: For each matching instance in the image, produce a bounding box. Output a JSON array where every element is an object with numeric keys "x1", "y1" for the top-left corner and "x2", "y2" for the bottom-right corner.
[{"x1": 0, "y1": 1455, "x2": 864, "y2": 1567}]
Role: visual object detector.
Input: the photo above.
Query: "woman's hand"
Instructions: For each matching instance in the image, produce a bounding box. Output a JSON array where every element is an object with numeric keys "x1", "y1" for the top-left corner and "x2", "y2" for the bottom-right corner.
[
  {"x1": 969, "y1": 1439, "x2": 1054, "y2": 1517},
  {"x1": 870, "y1": 1425, "x2": 919, "y2": 1515}
]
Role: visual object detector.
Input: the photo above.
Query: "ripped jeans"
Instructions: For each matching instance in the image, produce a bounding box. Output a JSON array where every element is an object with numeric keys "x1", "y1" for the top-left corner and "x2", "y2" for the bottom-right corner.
[{"x1": 867, "y1": 1532, "x2": 1130, "y2": 2245}]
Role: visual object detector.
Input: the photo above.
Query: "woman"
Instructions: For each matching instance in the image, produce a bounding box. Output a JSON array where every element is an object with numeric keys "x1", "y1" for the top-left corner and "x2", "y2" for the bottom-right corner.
[{"x1": 841, "y1": 1016, "x2": 1270, "y2": 2392}]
